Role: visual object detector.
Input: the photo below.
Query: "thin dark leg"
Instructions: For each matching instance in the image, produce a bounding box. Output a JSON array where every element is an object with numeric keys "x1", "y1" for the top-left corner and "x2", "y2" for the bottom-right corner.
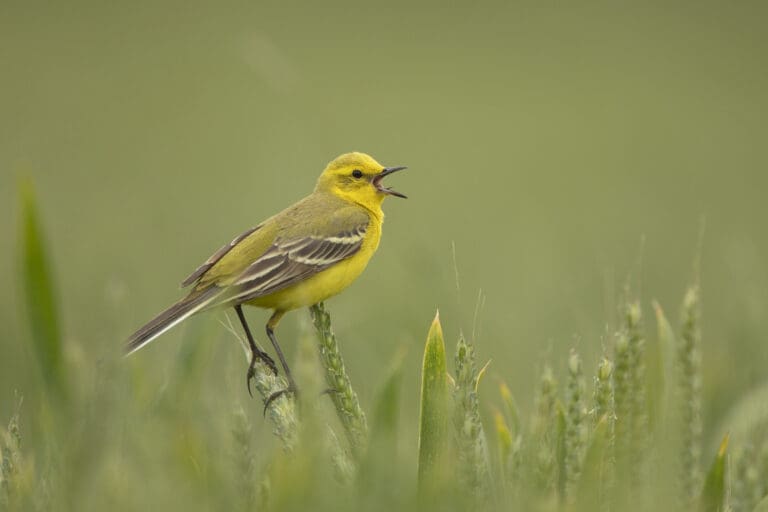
[
  {"x1": 266, "y1": 325, "x2": 296, "y2": 390},
  {"x1": 263, "y1": 311, "x2": 298, "y2": 411},
  {"x1": 235, "y1": 305, "x2": 277, "y2": 397}
]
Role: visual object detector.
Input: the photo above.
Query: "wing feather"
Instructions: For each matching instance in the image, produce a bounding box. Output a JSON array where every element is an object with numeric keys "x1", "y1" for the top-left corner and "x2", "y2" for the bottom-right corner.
[{"x1": 228, "y1": 223, "x2": 367, "y2": 303}]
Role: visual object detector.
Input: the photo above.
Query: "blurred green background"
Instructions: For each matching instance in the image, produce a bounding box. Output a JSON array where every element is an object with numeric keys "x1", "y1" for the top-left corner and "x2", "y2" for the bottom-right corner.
[{"x1": 1, "y1": 0, "x2": 767, "y2": 497}]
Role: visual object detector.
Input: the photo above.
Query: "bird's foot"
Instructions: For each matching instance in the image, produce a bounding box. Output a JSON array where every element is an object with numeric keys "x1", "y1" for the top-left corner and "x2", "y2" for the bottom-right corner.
[
  {"x1": 246, "y1": 351, "x2": 279, "y2": 397},
  {"x1": 263, "y1": 385, "x2": 298, "y2": 415}
]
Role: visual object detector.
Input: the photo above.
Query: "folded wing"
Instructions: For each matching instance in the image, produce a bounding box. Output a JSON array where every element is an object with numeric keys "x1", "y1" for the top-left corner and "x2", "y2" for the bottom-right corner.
[{"x1": 227, "y1": 224, "x2": 367, "y2": 303}]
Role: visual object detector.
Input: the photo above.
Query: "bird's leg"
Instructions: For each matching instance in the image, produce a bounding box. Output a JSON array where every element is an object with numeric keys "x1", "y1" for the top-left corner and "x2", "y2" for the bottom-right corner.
[
  {"x1": 235, "y1": 305, "x2": 278, "y2": 397},
  {"x1": 263, "y1": 310, "x2": 298, "y2": 411}
]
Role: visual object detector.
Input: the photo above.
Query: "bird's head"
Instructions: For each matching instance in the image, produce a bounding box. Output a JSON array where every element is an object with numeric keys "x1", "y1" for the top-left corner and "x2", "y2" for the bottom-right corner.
[{"x1": 315, "y1": 152, "x2": 407, "y2": 210}]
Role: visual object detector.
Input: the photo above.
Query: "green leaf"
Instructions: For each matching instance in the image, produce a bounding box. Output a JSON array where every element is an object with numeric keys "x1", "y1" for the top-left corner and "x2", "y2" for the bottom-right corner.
[
  {"x1": 494, "y1": 410, "x2": 512, "y2": 466},
  {"x1": 716, "y1": 381, "x2": 768, "y2": 447},
  {"x1": 418, "y1": 310, "x2": 451, "y2": 490},
  {"x1": 648, "y1": 300, "x2": 675, "y2": 430},
  {"x1": 358, "y1": 353, "x2": 404, "y2": 497},
  {"x1": 18, "y1": 180, "x2": 67, "y2": 399},
  {"x1": 499, "y1": 381, "x2": 521, "y2": 437},
  {"x1": 574, "y1": 414, "x2": 610, "y2": 509},
  {"x1": 699, "y1": 433, "x2": 729, "y2": 512},
  {"x1": 494, "y1": 409, "x2": 516, "y2": 487}
]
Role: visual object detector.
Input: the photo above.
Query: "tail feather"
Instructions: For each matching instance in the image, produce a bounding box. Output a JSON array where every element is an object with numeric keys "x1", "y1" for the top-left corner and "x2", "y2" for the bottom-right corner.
[{"x1": 125, "y1": 287, "x2": 222, "y2": 356}]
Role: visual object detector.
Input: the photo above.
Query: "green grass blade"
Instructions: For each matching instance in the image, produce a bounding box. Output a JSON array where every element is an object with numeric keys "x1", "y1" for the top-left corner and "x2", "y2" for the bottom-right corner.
[
  {"x1": 529, "y1": 364, "x2": 559, "y2": 497},
  {"x1": 497, "y1": 381, "x2": 524, "y2": 492},
  {"x1": 371, "y1": 351, "x2": 404, "y2": 442},
  {"x1": 494, "y1": 410, "x2": 513, "y2": 479},
  {"x1": 699, "y1": 433, "x2": 729, "y2": 512},
  {"x1": 418, "y1": 311, "x2": 451, "y2": 490},
  {"x1": 18, "y1": 180, "x2": 67, "y2": 400},
  {"x1": 625, "y1": 301, "x2": 648, "y2": 461},
  {"x1": 358, "y1": 353, "x2": 404, "y2": 501}
]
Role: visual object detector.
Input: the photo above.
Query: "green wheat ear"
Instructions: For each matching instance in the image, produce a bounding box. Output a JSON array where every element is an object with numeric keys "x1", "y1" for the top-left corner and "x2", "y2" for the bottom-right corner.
[
  {"x1": 453, "y1": 333, "x2": 491, "y2": 502},
  {"x1": 310, "y1": 302, "x2": 368, "y2": 457},
  {"x1": 224, "y1": 317, "x2": 298, "y2": 451},
  {"x1": 0, "y1": 398, "x2": 24, "y2": 508},
  {"x1": 592, "y1": 353, "x2": 615, "y2": 509},
  {"x1": 564, "y1": 348, "x2": 587, "y2": 503},
  {"x1": 525, "y1": 362, "x2": 560, "y2": 502},
  {"x1": 677, "y1": 286, "x2": 703, "y2": 504},
  {"x1": 625, "y1": 301, "x2": 648, "y2": 462},
  {"x1": 613, "y1": 324, "x2": 632, "y2": 470},
  {"x1": 593, "y1": 356, "x2": 614, "y2": 426},
  {"x1": 612, "y1": 299, "x2": 648, "y2": 491}
]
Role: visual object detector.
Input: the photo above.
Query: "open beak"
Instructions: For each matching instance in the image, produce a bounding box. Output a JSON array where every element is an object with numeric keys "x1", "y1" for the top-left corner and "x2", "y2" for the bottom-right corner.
[{"x1": 373, "y1": 166, "x2": 407, "y2": 198}]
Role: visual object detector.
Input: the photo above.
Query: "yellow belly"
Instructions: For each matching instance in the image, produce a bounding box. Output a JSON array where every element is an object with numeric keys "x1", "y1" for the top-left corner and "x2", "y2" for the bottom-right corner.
[{"x1": 246, "y1": 218, "x2": 381, "y2": 312}]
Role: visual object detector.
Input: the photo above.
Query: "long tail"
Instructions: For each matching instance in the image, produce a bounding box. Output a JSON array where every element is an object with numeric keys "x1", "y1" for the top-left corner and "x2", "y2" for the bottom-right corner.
[{"x1": 125, "y1": 287, "x2": 222, "y2": 356}]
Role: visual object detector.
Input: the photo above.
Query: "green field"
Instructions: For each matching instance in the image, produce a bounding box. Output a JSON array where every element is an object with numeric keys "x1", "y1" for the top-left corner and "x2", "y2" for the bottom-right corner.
[{"x1": 2, "y1": 2, "x2": 768, "y2": 510}]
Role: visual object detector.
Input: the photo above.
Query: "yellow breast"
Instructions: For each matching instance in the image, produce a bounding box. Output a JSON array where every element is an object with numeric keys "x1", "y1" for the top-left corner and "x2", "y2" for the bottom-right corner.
[{"x1": 247, "y1": 215, "x2": 382, "y2": 312}]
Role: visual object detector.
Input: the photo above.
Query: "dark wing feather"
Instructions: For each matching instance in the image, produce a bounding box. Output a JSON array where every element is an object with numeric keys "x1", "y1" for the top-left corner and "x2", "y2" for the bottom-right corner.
[
  {"x1": 124, "y1": 286, "x2": 223, "y2": 355},
  {"x1": 227, "y1": 224, "x2": 367, "y2": 303}
]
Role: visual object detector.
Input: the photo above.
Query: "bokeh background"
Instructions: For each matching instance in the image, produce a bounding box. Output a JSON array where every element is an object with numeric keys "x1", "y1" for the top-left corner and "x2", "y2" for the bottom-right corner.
[{"x1": 1, "y1": 0, "x2": 767, "y2": 506}]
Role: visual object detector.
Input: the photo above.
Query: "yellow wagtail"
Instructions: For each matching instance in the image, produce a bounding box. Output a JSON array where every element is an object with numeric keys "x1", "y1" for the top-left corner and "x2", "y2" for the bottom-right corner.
[{"x1": 125, "y1": 152, "x2": 406, "y2": 405}]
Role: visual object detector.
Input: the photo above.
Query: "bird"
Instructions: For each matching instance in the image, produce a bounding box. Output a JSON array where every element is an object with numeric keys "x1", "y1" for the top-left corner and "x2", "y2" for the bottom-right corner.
[{"x1": 125, "y1": 152, "x2": 407, "y2": 406}]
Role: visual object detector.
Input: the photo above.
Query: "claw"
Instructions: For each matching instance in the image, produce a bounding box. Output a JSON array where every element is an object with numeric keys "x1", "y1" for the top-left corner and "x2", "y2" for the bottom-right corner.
[
  {"x1": 321, "y1": 387, "x2": 339, "y2": 397},
  {"x1": 245, "y1": 351, "x2": 279, "y2": 398},
  {"x1": 262, "y1": 386, "x2": 297, "y2": 416},
  {"x1": 258, "y1": 351, "x2": 278, "y2": 375},
  {"x1": 246, "y1": 365, "x2": 256, "y2": 398}
]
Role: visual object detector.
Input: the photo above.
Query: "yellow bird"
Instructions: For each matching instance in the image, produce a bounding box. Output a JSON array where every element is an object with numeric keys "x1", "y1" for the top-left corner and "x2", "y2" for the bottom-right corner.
[{"x1": 125, "y1": 152, "x2": 406, "y2": 404}]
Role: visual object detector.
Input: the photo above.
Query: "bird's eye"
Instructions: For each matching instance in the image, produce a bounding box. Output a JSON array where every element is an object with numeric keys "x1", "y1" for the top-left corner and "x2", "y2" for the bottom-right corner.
[{"x1": 352, "y1": 169, "x2": 363, "y2": 179}]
